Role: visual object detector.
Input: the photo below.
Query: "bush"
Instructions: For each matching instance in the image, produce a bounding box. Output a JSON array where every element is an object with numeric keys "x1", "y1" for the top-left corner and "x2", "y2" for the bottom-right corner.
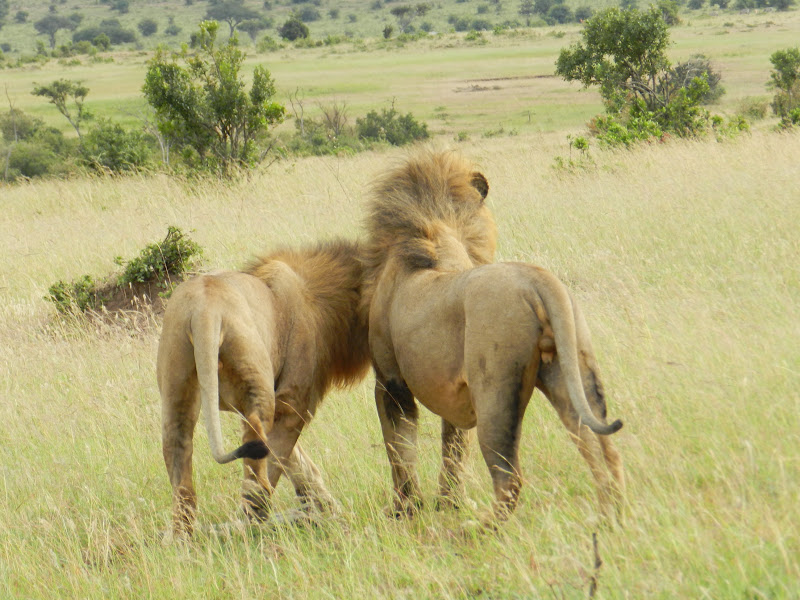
[
  {"x1": 3, "y1": 141, "x2": 63, "y2": 180},
  {"x1": 111, "y1": 0, "x2": 130, "y2": 14},
  {"x1": 257, "y1": 35, "x2": 280, "y2": 52},
  {"x1": 687, "y1": 0, "x2": 704, "y2": 9},
  {"x1": 278, "y1": 17, "x2": 309, "y2": 40},
  {"x1": 547, "y1": 4, "x2": 573, "y2": 24},
  {"x1": 81, "y1": 119, "x2": 153, "y2": 173},
  {"x1": 356, "y1": 106, "x2": 429, "y2": 146},
  {"x1": 664, "y1": 55, "x2": 725, "y2": 105},
  {"x1": 779, "y1": 107, "x2": 800, "y2": 129},
  {"x1": 46, "y1": 227, "x2": 202, "y2": 315},
  {"x1": 73, "y1": 23, "x2": 136, "y2": 45},
  {"x1": 118, "y1": 226, "x2": 202, "y2": 286},
  {"x1": 574, "y1": 6, "x2": 593, "y2": 21},
  {"x1": 47, "y1": 275, "x2": 100, "y2": 314},
  {"x1": 0, "y1": 108, "x2": 77, "y2": 181},
  {"x1": 737, "y1": 97, "x2": 769, "y2": 120},
  {"x1": 296, "y1": 6, "x2": 321, "y2": 22},
  {"x1": 137, "y1": 18, "x2": 158, "y2": 37}
]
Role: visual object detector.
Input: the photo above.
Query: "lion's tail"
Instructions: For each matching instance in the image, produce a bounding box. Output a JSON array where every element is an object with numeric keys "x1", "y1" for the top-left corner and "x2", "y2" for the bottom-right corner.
[
  {"x1": 191, "y1": 311, "x2": 269, "y2": 464},
  {"x1": 530, "y1": 269, "x2": 623, "y2": 436}
]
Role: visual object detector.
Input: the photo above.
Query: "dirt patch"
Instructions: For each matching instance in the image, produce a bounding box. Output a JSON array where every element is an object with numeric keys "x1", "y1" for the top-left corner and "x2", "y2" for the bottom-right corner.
[
  {"x1": 85, "y1": 276, "x2": 187, "y2": 332},
  {"x1": 454, "y1": 83, "x2": 503, "y2": 93}
]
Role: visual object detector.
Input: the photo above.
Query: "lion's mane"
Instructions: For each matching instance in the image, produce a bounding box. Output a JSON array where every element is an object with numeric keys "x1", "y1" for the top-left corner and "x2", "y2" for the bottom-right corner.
[
  {"x1": 361, "y1": 149, "x2": 497, "y2": 313},
  {"x1": 247, "y1": 239, "x2": 371, "y2": 393}
]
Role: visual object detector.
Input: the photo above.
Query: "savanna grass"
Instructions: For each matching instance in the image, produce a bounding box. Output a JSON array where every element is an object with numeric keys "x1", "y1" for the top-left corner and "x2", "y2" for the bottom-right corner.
[{"x1": 1, "y1": 131, "x2": 798, "y2": 598}]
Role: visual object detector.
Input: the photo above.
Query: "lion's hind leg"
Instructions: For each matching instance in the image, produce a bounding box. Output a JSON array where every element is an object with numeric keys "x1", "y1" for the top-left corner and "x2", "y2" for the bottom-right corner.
[
  {"x1": 218, "y1": 342, "x2": 275, "y2": 522},
  {"x1": 541, "y1": 377, "x2": 623, "y2": 523},
  {"x1": 161, "y1": 377, "x2": 201, "y2": 541},
  {"x1": 472, "y1": 379, "x2": 532, "y2": 526}
]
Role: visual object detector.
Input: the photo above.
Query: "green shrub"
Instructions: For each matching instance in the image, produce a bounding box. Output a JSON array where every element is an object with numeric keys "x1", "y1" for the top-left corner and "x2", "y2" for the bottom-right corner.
[
  {"x1": 257, "y1": 35, "x2": 280, "y2": 52},
  {"x1": 356, "y1": 106, "x2": 429, "y2": 145},
  {"x1": 47, "y1": 275, "x2": 100, "y2": 314},
  {"x1": 137, "y1": 18, "x2": 158, "y2": 37},
  {"x1": 73, "y1": 23, "x2": 136, "y2": 46},
  {"x1": 3, "y1": 141, "x2": 63, "y2": 180},
  {"x1": 779, "y1": 107, "x2": 800, "y2": 129},
  {"x1": 590, "y1": 112, "x2": 663, "y2": 147},
  {"x1": 278, "y1": 17, "x2": 309, "y2": 40},
  {"x1": 118, "y1": 226, "x2": 202, "y2": 286},
  {"x1": 81, "y1": 118, "x2": 153, "y2": 173},
  {"x1": 711, "y1": 114, "x2": 750, "y2": 140},
  {"x1": 737, "y1": 97, "x2": 769, "y2": 120}
]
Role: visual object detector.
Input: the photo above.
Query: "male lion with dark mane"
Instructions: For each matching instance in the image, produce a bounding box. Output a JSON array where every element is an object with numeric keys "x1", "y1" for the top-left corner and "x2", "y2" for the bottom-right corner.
[
  {"x1": 362, "y1": 150, "x2": 625, "y2": 527},
  {"x1": 158, "y1": 239, "x2": 370, "y2": 539}
]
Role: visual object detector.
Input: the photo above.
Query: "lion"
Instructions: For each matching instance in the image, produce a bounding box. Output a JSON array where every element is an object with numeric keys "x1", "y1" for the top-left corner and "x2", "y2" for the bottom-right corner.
[
  {"x1": 361, "y1": 150, "x2": 625, "y2": 527},
  {"x1": 158, "y1": 238, "x2": 371, "y2": 539}
]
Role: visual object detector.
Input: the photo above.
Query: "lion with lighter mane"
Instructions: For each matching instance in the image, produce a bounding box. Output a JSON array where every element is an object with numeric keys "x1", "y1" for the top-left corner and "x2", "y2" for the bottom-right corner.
[
  {"x1": 362, "y1": 149, "x2": 625, "y2": 527},
  {"x1": 158, "y1": 239, "x2": 370, "y2": 539}
]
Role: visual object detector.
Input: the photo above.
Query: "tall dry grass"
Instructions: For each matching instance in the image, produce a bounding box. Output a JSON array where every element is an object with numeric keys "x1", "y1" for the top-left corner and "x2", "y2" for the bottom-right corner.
[{"x1": 1, "y1": 131, "x2": 798, "y2": 598}]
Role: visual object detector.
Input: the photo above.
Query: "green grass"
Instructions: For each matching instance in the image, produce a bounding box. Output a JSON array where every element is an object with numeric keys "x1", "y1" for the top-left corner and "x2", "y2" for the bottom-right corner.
[{"x1": 1, "y1": 131, "x2": 799, "y2": 598}]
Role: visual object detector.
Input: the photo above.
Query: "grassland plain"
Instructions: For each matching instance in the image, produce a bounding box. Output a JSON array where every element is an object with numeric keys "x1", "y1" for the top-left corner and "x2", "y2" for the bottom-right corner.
[
  {"x1": 2, "y1": 9, "x2": 800, "y2": 139},
  {"x1": 1, "y1": 0, "x2": 660, "y2": 56},
  {"x1": 1, "y1": 129, "x2": 799, "y2": 598}
]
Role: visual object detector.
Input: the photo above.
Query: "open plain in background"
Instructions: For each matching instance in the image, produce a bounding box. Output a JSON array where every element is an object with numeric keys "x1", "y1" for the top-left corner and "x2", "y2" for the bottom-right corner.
[{"x1": 1, "y1": 2, "x2": 800, "y2": 598}]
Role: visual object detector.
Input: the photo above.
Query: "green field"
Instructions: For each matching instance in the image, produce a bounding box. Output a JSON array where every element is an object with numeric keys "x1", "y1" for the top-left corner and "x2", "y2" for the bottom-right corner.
[
  {"x1": 2, "y1": 6, "x2": 799, "y2": 139},
  {"x1": 1, "y1": 2, "x2": 800, "y2": 598}
]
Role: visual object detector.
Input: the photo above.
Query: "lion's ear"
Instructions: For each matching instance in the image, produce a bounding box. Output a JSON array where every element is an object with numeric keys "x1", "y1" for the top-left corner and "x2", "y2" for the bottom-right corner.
[{"x1": 471, "y1": 172, "x2": 489, "y2": 201}]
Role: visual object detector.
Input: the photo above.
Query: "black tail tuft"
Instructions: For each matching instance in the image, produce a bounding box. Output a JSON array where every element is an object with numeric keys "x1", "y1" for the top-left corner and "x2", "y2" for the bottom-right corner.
[
  {"x1": 606, "y1": 419, "x2": 623, "y2": 435},
  {"x1": 233, "y1": 440, "x2": 269, "y2": 460}
]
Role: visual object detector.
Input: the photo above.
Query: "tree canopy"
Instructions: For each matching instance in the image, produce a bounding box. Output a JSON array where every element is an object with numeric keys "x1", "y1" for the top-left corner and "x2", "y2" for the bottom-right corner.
[
  {"x1": 142, "y1": 21, "x2": 284, "y2": 173},
  {"x1": 205, "y1": 0, "x2": 261, "y2": 37},
  {"x1": 34, "y1": 14, "x2": 77, "y2": 49}
]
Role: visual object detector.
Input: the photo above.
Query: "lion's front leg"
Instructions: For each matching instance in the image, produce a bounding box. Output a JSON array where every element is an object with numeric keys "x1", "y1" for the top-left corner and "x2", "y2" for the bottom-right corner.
[{"x1": 375, "y1": 377, "x2": 423, "y2": 517}]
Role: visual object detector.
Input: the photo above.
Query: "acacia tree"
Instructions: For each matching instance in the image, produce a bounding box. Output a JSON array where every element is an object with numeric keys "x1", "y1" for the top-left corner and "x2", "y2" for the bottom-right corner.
[
  {"x1": 205, "y1": 0, "x2": 261, "y2": 37},
  {"x1": 142, "y1": 21, "x2": 284, "y2": 173},
  {"x1": 32, "y1": 79, "x2": 90, "y2": 141},
  {"x1": 556, "y1": 7, "x2": 671, "y2": 113},
  {"x1": 555, "y1": 6, "x2": 714, "y2": 137},
  {"x1": 238, "y1": 17, "x2": 270, "y2": 44},
  {"x1": 34, "y1": 14, "x2": 77, "y2": 49}
]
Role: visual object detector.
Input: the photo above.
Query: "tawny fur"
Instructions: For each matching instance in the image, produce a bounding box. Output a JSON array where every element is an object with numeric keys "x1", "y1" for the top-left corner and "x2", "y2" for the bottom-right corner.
[
  {"x1": 158, "y1": 239, "x2": 370, "y2": 539},
  {"x1": 363, "y1": 149, "x2": 625, "y2": 527}
]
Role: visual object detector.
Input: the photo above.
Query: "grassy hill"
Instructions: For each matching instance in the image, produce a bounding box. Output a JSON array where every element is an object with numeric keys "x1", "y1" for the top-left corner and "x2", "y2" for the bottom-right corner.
[{"x1": 1, "y1": 0, "x2": 633, "y2": 55}]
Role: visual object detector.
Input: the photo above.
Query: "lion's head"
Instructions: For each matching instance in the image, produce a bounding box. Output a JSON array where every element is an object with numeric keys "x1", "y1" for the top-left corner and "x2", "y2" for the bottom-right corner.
[{"x1": 361, "y1": 149, "x2": 497, "y2": 311}]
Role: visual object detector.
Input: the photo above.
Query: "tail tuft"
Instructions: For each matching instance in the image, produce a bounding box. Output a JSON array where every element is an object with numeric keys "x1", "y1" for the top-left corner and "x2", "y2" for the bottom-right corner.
[
  {"x1": 233, "y1": 440, "x2": 269, "y2": 460},
  {"x1": 605, "y1": 419, "x2": 623, "y2": 435}
]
